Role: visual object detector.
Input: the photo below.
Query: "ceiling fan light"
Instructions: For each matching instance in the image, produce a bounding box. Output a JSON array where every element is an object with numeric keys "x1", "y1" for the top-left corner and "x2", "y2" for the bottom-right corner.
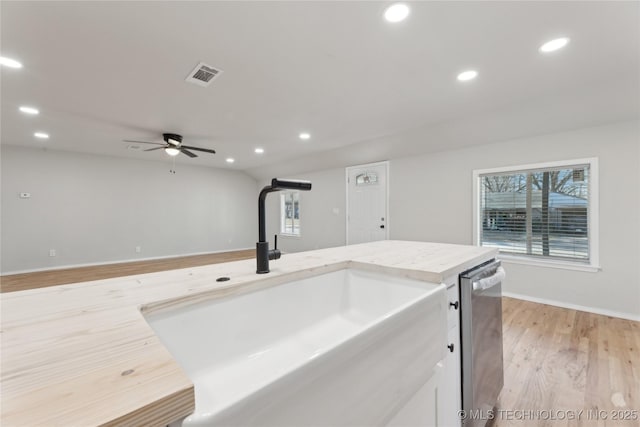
[{"x1": 165, "y1": 147, "x2": 180, "y2": 156}]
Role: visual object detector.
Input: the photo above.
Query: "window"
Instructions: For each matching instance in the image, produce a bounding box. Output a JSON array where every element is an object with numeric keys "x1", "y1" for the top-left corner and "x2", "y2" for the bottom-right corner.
[
  {"x1": 280, "y1": 191, "x2": 300, "y2": 236},
  {"x1": 473, "y1": 158, "x2": 599, "y2": 271},
  {"x1": 355, "y1": 171, "x2": 379, "y2": 186}
]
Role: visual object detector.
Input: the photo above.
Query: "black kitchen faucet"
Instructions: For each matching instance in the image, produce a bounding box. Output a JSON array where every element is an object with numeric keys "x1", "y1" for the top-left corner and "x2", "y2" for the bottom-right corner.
[{"x1": 256, "y1": 178, "x2": 312, "y2": 274}]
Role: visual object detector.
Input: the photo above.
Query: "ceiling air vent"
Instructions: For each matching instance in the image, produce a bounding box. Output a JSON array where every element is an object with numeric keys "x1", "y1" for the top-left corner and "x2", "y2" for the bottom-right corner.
[{"x1": 185, "y1": 62, "x2": 223, "y2": 87}]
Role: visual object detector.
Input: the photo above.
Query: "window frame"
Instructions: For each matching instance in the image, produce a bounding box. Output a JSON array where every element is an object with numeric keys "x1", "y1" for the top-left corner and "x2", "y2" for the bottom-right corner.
[
  {"x1": 472, "y1": 158, "x2": 600, "y2": 272},
  {"x1": 280, "y1": 191, "x2": 301, "y2": 237}
]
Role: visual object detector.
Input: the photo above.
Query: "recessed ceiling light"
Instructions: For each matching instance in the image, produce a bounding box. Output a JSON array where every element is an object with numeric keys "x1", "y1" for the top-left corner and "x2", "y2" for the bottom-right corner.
[
  {"x1": 19, "y1": 106, "x2": 39, "y2": 115},
  {"x1": 226, "y1": 157, "x2": 235, "y2": 163},
  {"x1": 0, "y1": 56, "x2": 23, "y2": 69},
  {"x1": 34, "y1": 132, "x2": 49, "y2": 139},
  {"x1": 457, "y1": 70, "x2": 478, "y2": 82},
  {"x1": 539, "y1": 37, "x2": 570, "y2": 53},
  {"x1": 384, "y1": 3, "x2": 410, "y2": 23},
  {"x1": 299, "y1": 132, "x2": 311, "y2": 140},
  {"x1": 254, "y1": 148, "x2": 265, "y2": 154},
  {"x1": 164, "y1": 147, "x2": 180, "y2": 156}
]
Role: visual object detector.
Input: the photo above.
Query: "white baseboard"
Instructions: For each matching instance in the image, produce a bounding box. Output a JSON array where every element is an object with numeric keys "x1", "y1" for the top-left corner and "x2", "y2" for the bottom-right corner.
[
  {"x1": 1, "y1": 247, "x2": 254, "y2": 276},
  {"x1": 502, "y1": 291, "x2": 640, "y2": 322}
]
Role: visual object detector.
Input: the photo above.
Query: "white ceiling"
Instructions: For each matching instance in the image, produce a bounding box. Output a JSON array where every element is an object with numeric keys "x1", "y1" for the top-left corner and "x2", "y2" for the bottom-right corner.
[{"x1": 2, "y1": 1, "x2": 638, "y2": 179}]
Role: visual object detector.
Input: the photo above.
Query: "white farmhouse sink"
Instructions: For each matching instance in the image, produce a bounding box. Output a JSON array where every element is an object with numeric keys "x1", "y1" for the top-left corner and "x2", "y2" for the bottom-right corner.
[{"x1": 144, "y1": 267, "x2": 447, "y2": 426}]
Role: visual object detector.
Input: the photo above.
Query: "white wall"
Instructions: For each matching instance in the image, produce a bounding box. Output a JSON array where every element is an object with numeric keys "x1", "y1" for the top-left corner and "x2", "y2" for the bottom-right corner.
[
  {"x1": 390, "y1": 120, "x2": 639, "y2": 320},
  {"x1": 262, "y1": 167, "x2": 347, "y2": 254},
  {"x1": 1, "y1": 146, "x2": 258, "y2": 273},
  {"x1": 266, "y1": 121, "x2": 640, "y2": 320}
]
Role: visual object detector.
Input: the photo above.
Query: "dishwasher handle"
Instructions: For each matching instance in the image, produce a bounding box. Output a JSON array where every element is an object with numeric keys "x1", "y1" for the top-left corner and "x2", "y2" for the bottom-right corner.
[{"x1": 472, "y1": 266, "x2": 506, "y2": 291}]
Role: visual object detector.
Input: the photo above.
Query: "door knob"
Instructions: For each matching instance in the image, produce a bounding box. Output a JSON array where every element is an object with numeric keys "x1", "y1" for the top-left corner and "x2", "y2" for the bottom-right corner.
[
  {"x1": 380, "y1": 225, "x2": 385, "y2": 229},
  {"x1": 447, "y1": 344, "x2": 455, "y2": 353}
]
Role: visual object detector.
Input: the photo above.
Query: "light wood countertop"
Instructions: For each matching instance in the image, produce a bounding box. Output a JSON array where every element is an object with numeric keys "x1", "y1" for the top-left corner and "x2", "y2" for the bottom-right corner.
[{"x1": 0, "y1": 240, "x2": 496, "y2": 426}]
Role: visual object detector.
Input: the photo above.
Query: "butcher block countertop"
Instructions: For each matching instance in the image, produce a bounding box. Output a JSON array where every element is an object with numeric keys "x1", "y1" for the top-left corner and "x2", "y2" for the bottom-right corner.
[{"x1": 1, "y1": 240, "x2": 496, "y2": 426}]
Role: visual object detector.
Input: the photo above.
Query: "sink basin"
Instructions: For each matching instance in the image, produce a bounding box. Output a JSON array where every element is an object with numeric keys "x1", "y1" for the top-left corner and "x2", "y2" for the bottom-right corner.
[{"x1": 144, "y1": 267, "x2": 447, "y2": 426}]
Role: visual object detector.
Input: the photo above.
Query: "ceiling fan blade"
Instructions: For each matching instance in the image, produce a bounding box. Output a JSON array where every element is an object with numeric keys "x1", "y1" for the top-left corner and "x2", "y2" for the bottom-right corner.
[
  {"x1": 180, "y1": 148, "x2": 198, "y2": 158},
  {"x1": 123, "y1": 140, "x2": 165, "y2": 146},
  {"x1": 144, "y1": 146, "x2": 165, "y2": 152},
  {"x1": 181, "y1": 145, "x2": 216, "y2": 154}
]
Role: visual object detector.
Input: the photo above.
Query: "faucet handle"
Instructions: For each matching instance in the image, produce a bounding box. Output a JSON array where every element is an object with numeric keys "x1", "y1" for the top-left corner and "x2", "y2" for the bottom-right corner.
[{"x1": 268, "y1": 235, "x2": 282, "y2": 261}]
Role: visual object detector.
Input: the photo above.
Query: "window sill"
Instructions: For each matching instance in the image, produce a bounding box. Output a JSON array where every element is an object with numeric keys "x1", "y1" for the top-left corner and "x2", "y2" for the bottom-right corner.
[
  {"x1": 497, "y1": 253, "x2": 600, "y2": 273},
  {"x1": 279, "y1": 233, "x2": 301, "y2": 239}
]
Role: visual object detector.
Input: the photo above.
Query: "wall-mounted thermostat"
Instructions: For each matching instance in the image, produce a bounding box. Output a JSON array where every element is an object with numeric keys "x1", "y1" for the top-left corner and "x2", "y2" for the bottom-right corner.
[{"x1": 19, "y1": 192, "x2": 31, "y2": 199}]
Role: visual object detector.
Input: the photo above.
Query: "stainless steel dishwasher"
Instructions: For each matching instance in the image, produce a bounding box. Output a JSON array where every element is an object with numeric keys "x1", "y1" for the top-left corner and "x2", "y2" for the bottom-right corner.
[{"x1": 460, "y1": 260, "x2": 505, "y2": 427}]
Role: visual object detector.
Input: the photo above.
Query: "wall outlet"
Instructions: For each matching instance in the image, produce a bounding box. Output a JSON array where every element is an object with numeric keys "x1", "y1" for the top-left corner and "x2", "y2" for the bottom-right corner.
[
  {"x1": 135, "y1": 246, "x2": 141, "y2": 253},
  {"x1": 49, "y1": 249, "x2": 56, "y2": 257},
  {"x1": 20, "y1": 192, "x2": 31, "y2": 199}
]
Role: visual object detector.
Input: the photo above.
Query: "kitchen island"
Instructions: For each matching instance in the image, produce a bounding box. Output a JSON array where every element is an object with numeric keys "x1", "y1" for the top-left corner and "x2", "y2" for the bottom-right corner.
[{"x1": 1, "y1": 240, "x2": 496, "y2": 426}]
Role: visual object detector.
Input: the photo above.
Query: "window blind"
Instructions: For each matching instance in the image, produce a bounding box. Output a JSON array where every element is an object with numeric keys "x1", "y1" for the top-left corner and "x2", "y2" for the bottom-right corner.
[{"x1": 479, "y1": 164, "x2": 590, "y2": 262}]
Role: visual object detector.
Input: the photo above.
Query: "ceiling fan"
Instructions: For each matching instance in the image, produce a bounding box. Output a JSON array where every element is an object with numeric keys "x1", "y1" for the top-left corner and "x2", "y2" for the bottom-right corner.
[{"x1": 123, "y1": 133, "x2": 216, "y2": 158}]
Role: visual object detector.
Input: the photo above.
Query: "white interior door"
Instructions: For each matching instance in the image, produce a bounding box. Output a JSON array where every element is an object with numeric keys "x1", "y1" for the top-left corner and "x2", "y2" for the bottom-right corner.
[{"x1": 346, "y1": 162, "x2": 388, "y2": 245}]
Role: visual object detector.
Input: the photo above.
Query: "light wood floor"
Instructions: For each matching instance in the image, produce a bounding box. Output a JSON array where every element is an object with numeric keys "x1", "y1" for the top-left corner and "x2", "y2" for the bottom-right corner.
[
  {"x1": 497, "y1": 297, "x2": 640, "y2": 427},
  {"x1": 0, "y1": 249, "x2": 255, "y2": 293}
]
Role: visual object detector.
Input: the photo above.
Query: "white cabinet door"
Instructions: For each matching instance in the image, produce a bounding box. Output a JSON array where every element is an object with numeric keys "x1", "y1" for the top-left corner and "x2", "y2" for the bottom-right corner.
[
  {"x1": 439, "y1": 281, "x2": 462, "y2": 427},
  {"x1": 439, "y1": 324, "x2": 462, "y2": 427}
]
